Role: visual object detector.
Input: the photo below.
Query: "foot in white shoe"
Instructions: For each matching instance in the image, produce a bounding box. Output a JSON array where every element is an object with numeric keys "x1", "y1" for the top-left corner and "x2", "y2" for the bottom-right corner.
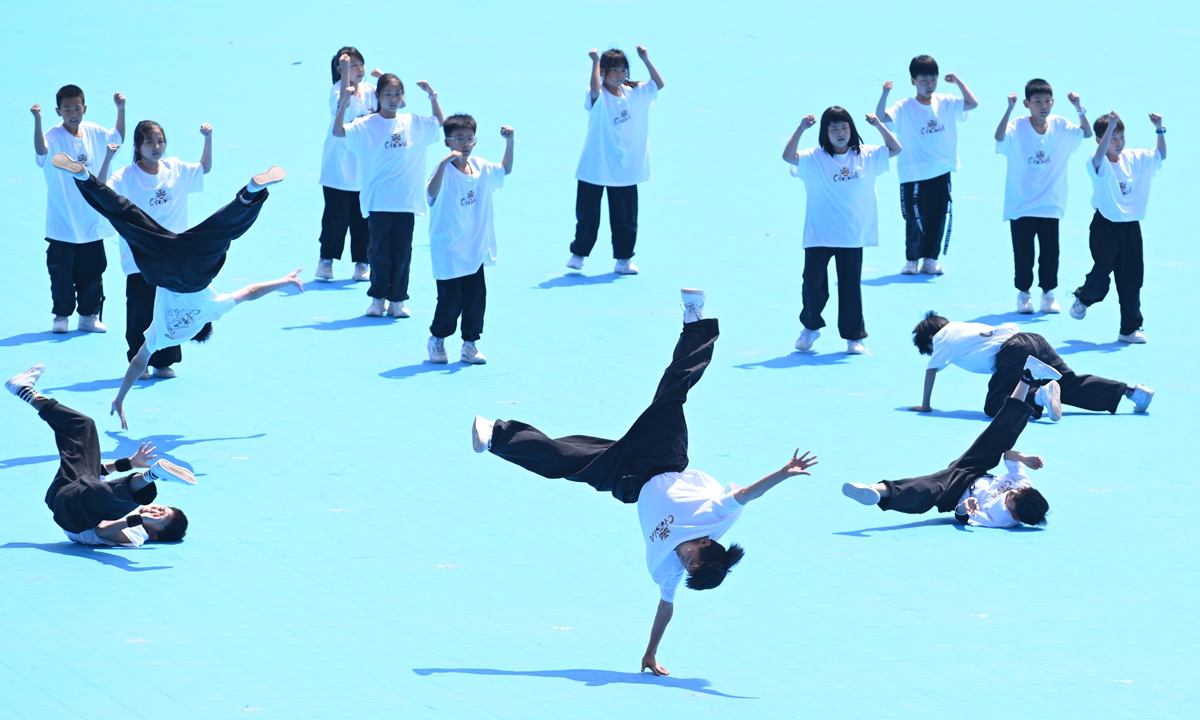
[
  {"x1": 5, "y1": 364, "x2": 45, "y2": 398},
  {"x1": 1041, "y1": 291, "x2": 1061, "y2": 314},
  {"x1": 1035, "y1": 380, "x2": 1062, "y2": 421},
  {"x1": 1022, "y1": 356, "x2": 1063, "y2": 385},
  {"x1": 681, "y1": 288, "x2": 706, "y2": 323},
  {"x1": 315, "y1": 258, "x2": 333, "y2": 281},
  {"x1": 566, "y1": 254, "x2": 585, "y2": 271},
  {"x1": 352, "y1": 262, "x2": 370, "y2": 282},
  {"x1": 387, "y1": 301, "x2": 410, "y2": 318},
  {"x1": 152, "y1": 366, "x2": 176, "y2": 379},
  {"x1": 428, "y1": 336, "x2": 448, "y2": 364},
  {"x1": 52, "y1": 316, "x2": 69, "y2": 333},
  {"x1": 146, "y1": 459, "x2": 196, "y2": 485},
  {"x1": 614, "y1": 259, "x2": 639, "y2": 275},
  {"x1": 1017, "y1": 291, "x2": 1034, "y2": 314},
  {"x1": 461, "y1": 341, "x2": 487, "y2": 364},
  {"x1": 1118, "y1": 329, "x2": 1146, "y2": 344},
  {"x1": 365, "y1": 298, "x2": 386, "y2": 317},
  {"x1": 248, "y1": 166, "x2": 286, "y2": 192},
  {"x1": 50, "y1": 152, "x2": 88, "y2": 178},
  {"x1": 846, "y1": 339, "x2": 867, "y2": 355},
  {"x1": 901, "y1": 260, "x2": 919, "y2": 275},
  {"x1": 842, "y1": 482, "x2": 881, "y2": 506},
  {"x1": 1069, "y1": 297, "x2": 1087, "y2": 319},
  {"x1": 472, "y1": 415, "x2": 495, "y2": 453},
  {"x1": 920, "y1": 259, "x2": 944, "y2": 275},
  {"x1": 1130, "y1": 385, "x2": 1154, "y2": 413},
  {"x1": 795, "y1": 328, "x2": 820, "y2": 352},
  {"x1": 77, "y1": 315, "x2": 107, "y2": 333}
]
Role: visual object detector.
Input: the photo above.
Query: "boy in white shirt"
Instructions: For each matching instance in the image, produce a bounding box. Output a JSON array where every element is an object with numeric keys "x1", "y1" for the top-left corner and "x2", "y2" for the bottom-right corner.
[
  {"x1": 876, "y1": 55, "x2": 978, "y2": 275},
  {"x1": 31, "y1": 85, "x2": 126, "y2": 334},
  {"x1": 470, "y1": 291, "x2": 818, "y2": 676},
  {"x1": 6, "y1": 365, "x2": 193, "y2": 547},
  {"x1": 425, "y1": 116, "x2": 514, "y2": 365},
  {"x1": 908, "y1": 311, "x2": 1153, "y2": 418},
  {"x1": 1069, "y1": 111, "x2": 1167, "y2": 344},
  {"x1": 995, "y1": 79, "x2": 1092, "y2": 314},
  {"x1": 843, "y1": 359, "x2": 1053, "y2": 528}
]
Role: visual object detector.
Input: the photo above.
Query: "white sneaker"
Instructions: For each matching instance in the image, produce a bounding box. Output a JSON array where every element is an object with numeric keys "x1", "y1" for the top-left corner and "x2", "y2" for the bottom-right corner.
[
  {"x1": 1069, "y1": 298, "x2": 1087, "y2": 320},
  {"x1": 427, "y1": 336, "x2": 448, "y2": 364},
  {"x1": 1118, "y1": 329, "x2": 1147, "y2": 344},
  {"x1": 461, "y1": 341, "x2": 487, "y2": 364},
  {"x1": 387, "y1": 301, "x2": 410, "y2": 318},
  {"x1": 249, "y1": 165, "x2": 286, "y2": 190},
  {"x1": 681, "y1": 288, "x2": 706, "y2": 323},
  {"x1": 365, "y1": 298, "x2": 386, "y2": 317},
  {"x1": 352, "y1": 262, "x2": 370, "y2": 282},
  {"x1": 50, "y1": 152, "x2": 88, "y2": 177},
  {"x1": 5, "y1": 364, "x2": 44, "y2": 397},
  {"x1": 146, "y1": 459, "x2": 196, "y2": 485},
  {"x1": 1130, "y1": 385, "x2": 1154, "y2": 413},
  {"x1": 1041, "y1": 291, "x2": 1061, "y2": 314},
  {"x1": 566, "y1": 254, "x2": 585, "y2": 271},
  {"x1": 842, "y1": 482, "x2": 881, "y2": 506},
  {"x1": 794, "y1": 328, "x2": 820, "y2": 352},
  {"x1": 1034, "y1": 381, "x2": 1062, "y2": 421},
  {"x1": 315, "y1": 258, "x2": 333, "y2": 281},
  {"x1": 920, "y1": 259, "x2": 944, "y2": 275},
  {"x1": 471, "y1": 415, "x2": 495, "y2": 453},
  {"x1": 1017, "y1": 291, "x2": 1034, "y2": 314},
  {"x1": 846, "y1": 339, "x2": 867, "y2": 355},
  {"x1": 152, "y1": 366, "x2": 176, "y2": 379},
  {"x1": 1022, "y1": 356, "x2": 1063, "y2": 385},
  {"x1": 78, "y1": 315, "x2": 107, "y2": 333},
  {"x1": 901, "y1": 260, "x2": 919, "y2": 275},
  {"x1": 52, "y1": 316, "x2": 69, "y2": 333},
  {"x1": 614, "y1": 259, "x2": 639, "y2": 275}
]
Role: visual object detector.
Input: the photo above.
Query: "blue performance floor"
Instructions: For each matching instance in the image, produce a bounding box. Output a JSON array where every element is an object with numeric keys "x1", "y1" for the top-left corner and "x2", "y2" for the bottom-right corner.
[{"x1": 2, "y1": 2, "x2": 1198, "y2": 718}]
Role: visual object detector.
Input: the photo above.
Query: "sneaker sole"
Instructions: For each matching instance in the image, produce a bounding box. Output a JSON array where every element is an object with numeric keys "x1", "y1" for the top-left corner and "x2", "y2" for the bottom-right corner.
[
  {"x1": 50, "y1": 152, "x2": 86, "y2": 174},
  {"x1": 1043, "y1": 381, "x2": 1062, "y2": 421},
  {"x1": 842, "y1": 483, "x2": 881, "y2": 506},
  {"x1": 153, "y1": 460, "x2": 196, "y2": 485},
  {"x1": 461, "y1": 356, "x2": 487, "y2": 365},
  {"x1": 251, "y1": 166, "x2": 286, "y2": 186},
  {"x1": 1023, "y1": 357, "x2": 1063, "y2": 383},
  {"x1": 471, "y1": 416, "x2": 492, "y2": 453},
  {"x1": 5, "y1": 365, "x2": 45, "y2": 395}
]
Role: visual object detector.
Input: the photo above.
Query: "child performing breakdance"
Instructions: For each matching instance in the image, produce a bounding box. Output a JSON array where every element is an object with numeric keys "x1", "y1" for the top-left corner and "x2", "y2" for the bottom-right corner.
[
  {"x1": 48, "y1": 153, "x2": 298, "y2": 429},
  {"x1": 7, "y1": 365, "x2": 194, "y2": 546},
  {"x1": 471, "y1": 291, "x2": 818, "y2": 676}
]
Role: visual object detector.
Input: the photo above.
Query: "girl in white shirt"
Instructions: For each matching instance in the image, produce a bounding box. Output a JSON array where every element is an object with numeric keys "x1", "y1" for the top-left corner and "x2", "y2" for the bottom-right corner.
[{"x1": 567, "y1": 46, "x2": 665, "y2": 275}]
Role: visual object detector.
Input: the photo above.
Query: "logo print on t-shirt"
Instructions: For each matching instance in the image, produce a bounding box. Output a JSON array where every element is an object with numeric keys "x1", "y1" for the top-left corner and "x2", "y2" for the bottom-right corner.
[
  {"x1": 1028, "y1": 150, "x2": 1051, "y2": 165},
  {"x1": 384, "y1": 132, "x2": 406, "y2": 149},
  {"x1": 832, "y1": 166, "x2": 861, "y2": 182},
  {"x1": 920, "y1": 118, "x2": 946, "y2": 135},
  {"x1": 460, "y1": 190, "x2": 476, "y2": 207},
  {"x1": 164, "y1": 308, "x2": 201, "y2": 339},
  {"x1": 77, "y1": 153, "x2": 89, "y2": 166},
  {"x1": 149, "y1": 188, "x2": 172, "y2": 207},
  {"x1": 649, "y1": 515, "x2": 675, "y2": 543},
  {"x1": 1118, "y1": 181, "x2": 1131, "y2": 196},
  {"x1": 614, "y1": 109, "x2": 631, "y2": 125}
]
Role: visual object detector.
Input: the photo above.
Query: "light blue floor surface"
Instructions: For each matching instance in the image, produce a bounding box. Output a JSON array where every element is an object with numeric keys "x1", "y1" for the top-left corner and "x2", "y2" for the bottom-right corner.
[{"x1": 2, "y1": 2, "x2": 1198, "y2": 718}]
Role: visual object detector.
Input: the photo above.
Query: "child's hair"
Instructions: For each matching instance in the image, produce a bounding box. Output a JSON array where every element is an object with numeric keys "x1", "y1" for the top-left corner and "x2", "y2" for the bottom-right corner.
[
  {"x1": 1009, "y1": 487, "x2": 1049, "y2": 527},
  {"x1": 600, "y1": 49, "x2": 639, "y2": 88},
  {"x1": 818, "y1": 107, "x2": 863, "y2": 156},
  {"x1": 909, "y1": 55, "x2": 939, "y2": 79},
  {"x1": 374, "y1": 73, "x2": 404, "y2": 111},
  {"x1": 331, "y1": 46, "x2": 365, "y2": 84},
  {"x1": 132, "y1": 120, "x2": 166, "y2": 166},
  {"x1": 1024, "y1": 78, "x2": 1053, "y2": 100},
  {"x1": 912, "y1": 311, "x2": 950, "y2": 355},
  {"x1": 1093, "y1": 115, "x2": 1125, "y2": 138},
  {"x1": 685, "y1": 541, "x2": 745, "y2": 591},
  {"x1": 443, "y1": 114, "x2": 477, "y2": 138},
  {"x1": 56, "y1": 84, "x2": 85, "y2": 107},
  {"x1": 157, "y1": 507, "x2": 189, "y2": 542},
  {"x1": 191, "y1": 322, "x2": 214, "y2": 343}
]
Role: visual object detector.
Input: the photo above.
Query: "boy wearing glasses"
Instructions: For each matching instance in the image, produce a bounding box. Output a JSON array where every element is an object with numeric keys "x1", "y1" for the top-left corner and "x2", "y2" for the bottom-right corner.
[{"x1": 425, "y1": 115, "x2": 514, "y2": 364}]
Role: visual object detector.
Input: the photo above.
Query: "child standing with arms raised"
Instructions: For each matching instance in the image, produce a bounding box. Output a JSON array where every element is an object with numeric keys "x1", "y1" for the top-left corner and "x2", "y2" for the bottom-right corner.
[{"x1": 568, "y1": 46, "x2": 664, "y2": 275}]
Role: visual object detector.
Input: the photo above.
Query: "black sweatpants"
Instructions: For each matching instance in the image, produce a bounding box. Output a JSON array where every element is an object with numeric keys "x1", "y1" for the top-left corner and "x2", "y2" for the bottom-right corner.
[
  {"x1": 900, "y1": 172, "x2": 952, "y2": 261},
  {"x1": 431, "y1": 265, "x2": 486, "y2": 341},
  {"x1": 46, "y1": 238, "x2": 106, "y2": 318},
  {"x1": 1010, "y1": 216, "x2": 1059, "y2": 292},
  {"x1": 800, "y1": 247, "x2": 866, "y2": 340},
  {"x1": 367, "y1": 211, "x2": 414, "y2": 302},
  {"x1": 489, "y1": 318, "x2": 718, "y2": 504},
  {"x1": 1073, "y1": 211, "x2": 1145, "y2": 336},
  {"x1": 125, "y1": 272, "x2": 181, "y2": 369},
  {"x1": 570, "y1": 181, "x2": 638, "y2": 260},
  {"x1": 319, "y1": 186, "x2": 369, "y2": 263},
  {"x1": 73, "y1": 174, "x2": 269, "y2": 294},
  {"x1": 39, "y1": 399, "x2": 157, "y2": 534},
  {"x1": 984, "y1": 332, "x2": 1127, "y2": 418},
  {"x1": 879, "y1": 396, "x2": 1033, "y2": 515}
]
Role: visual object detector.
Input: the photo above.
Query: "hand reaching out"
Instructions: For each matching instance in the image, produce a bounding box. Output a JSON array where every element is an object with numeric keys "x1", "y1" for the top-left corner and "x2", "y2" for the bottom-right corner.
[
  {"x1": 641, "y1": 653, "x2": 668, "y2": 676},
  {"x1": 114, "y1": 92, "x2": 126, "y2": 109},
  {"x1": 588, "y1": 48, "x2": 600, "y2": 62},
  {"x1": 500, "y1": 126, "x2": 514, "y2": 139},
  {"x1": 1007, "y1": 93, "x2": 1018, "y2": 108},
  {"x1": 111, "y1": 399, "x2": 128, "y2": 431},
  {"x1": 415, "y1": 80, "x2": 435, "y2": 97},
  {"x1": 636, "y1": 45, "x2": 649, "y2": 61},
  {"x1": 282, "y1": 269, "x2": 304, "y2": 293},
  {"x1": 31, "y1": 103, "x2": 42, "y2": 119},
  {"x1": 1067, "y1": 92, "x2": 1082, "y2": 109},
  {"x1": 199, "y1": 123, "x2": 212, "y2": 137},
  {"x1": 882, "y1": 80, "x2": 893, "y2": 92},
  {"x1": 130, "y1": 442, "x2": 158, "y2": 469},
  {"x1": 798, "y1": 114, "x2": 816, "y2": 131},
  {"x1": 1149, "y1": 112, "x2": 1163, "y2": 129},
  {"x1": 781, "y1": 449, "x2": 818, "y2": 476}
]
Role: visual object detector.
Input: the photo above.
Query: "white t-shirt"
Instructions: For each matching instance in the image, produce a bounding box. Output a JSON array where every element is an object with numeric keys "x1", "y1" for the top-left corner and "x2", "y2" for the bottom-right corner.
[
  {"x1": 927, "y1": 322, "x2": 1020, "y2": 374},
  {"x1": 427, "y1": 157, "x2": 505, "y2": 280},
  {"x1": 342, "y1": 112, "x2": 441, "y2": 215},
  {"x1": 108, "y1": 158, "x2": 205, "y2": 275},
  {"x1": 959, "y1": 460, "x2": 1031, "y2": 528},
  {"x1": 37, "y1": 122, "x2": 122, "y2": 242},
  {"x1": 791, "y1": 145, "x2": 891, "y2": 249},
  {"x1": 143, "y1": 286, "x2": 237, "y2": 354},
  {"x1": 636, "y1": 470, "x2": 744, "y2": 602},
  {"x1": 885, "y1": 94, "x2": 967, "y2": 183},
  {"x1": 319, "y1": 82, "x2": 377, "y2": 191},
  {"x1": 65, "y1": 510, "x2": 148, "y2": 547},
  {"x1": 996, "y1": 115, "x2": 1085, "y2": 220},
  {"x1": 1087, "y1": 148, "x2": 1162, "y2": 223},
  {"x1": 575, "y1": 82, "x2": 658, "y2": 187}
]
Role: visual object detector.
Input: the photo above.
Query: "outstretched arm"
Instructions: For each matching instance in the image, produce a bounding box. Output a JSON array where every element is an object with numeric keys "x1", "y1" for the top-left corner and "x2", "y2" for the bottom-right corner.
[
  {"x1": 782, "y1": 115, "x2": 816, "y2": 165},
  {"x1": 500, "y1": 126, "x2": 515, "y2": 174},
  {"x1": 875, "y1": 81, "x2": 892, "y2": 122},
  {"x1": 112, "y1": 344, "x2": 152, "y2": 430},
  {"x1": 113, "y1": 92, "x2": 126, "y2": 142},
  {"x1": 641, "y1": 599, "x2": 673, "y2": 676},
  {"x1": 1150, "y1": 113, "x2": 1166, "y2": 160},
  {"x1": 733, "y1": 450, "x2": 818, "y2": 505},
  {"x1": 1092, "y1": 112, "x2": 1119, "y2": 171},
  {"x1": 945, "y1": 73, "x2": 978, "y2": 111},
  {"x1": 866, "y1": 114, "x2": 901, "y2": 157},
  {"x1": 232, "y1": 269, "x2": 304, "y2": 304},
  {"x1": 908, "y1": 367, "x2": 938, "y2": 412},
  {"x1": 332, "y1": 57, "x2": 354, "y2": 138},
  {"x1": 97, "y1": 143, "x2": 119, "y2": 184},
  {"x1": 1068, "y1": 92, "x2": 1092, "y2": 138},
  {"x1": 199, "y1": 124, "x2": 213, "y2": 173},
  {"x1": 995, "y1": 94, "x2": 1017, "y2": 142},
  {"x1": 415, "y1": 81, "x2": 444, "y2": 125},
  {"x1": 32, "y1": 104, "x2": 47, "y2": 155},
  {"x1": 1003, "y1": 450, "x2": 1044, "y2": 469},
  {"x1": 637, "y1": 46, "x2": 664, "y2": 90},
  {"x1": 587, "y1": 48, "x2": 602, "y2": 104}
]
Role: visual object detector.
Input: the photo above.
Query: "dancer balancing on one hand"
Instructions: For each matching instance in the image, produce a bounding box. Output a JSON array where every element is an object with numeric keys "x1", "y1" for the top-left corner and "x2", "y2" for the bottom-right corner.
[
  {"x1": 48, "y1": 152, "x2": 298, "y2": 429},
  {"x1": 471, "y1": 290, "x2": 818, "y2": 676}
]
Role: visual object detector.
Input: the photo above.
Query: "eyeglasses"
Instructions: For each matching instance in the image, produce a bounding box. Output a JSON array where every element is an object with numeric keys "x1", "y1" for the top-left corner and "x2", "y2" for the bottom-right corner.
[{"x1": 447, "y1": 135, "x2": 476, "y2": 144}]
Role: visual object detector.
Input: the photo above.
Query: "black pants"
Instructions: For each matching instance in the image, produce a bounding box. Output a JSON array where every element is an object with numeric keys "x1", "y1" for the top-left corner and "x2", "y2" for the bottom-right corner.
[
  {"x1": 489, "y1": 318, "x2": 718, "y2": 504},
  {"x1": 1010, "y1": 216, "x2": 1059, "y2": 292},
  {"x1": 125, "y1": 273, "x2": 181, "y2": 369},
  {"x1": 39, "y1": 399, "x2": 157, "y2": 534},
  {"x1": 984, "y1": 332, "x2": 1127, "y2": 418},
  {"x1": 800, "y1": 247, "x2": 866, "y2": 340},
  {"x1": 46, "y1": 239, "x2": 106, "y2": 317},
  {"x1": 319, "y1": 186, "x2": 369, "y2": 263},
  {"x1": 900, "y1": 172, "x2": 952, "y2": 261},
  {"x1": 1074, "y1": 212, "x2": 1144, "y2": 335},
  {"x1": 431, "y1": 265, "x2": 486, "y2": 341},
  {"x1": 367, "y1": 211, "x2": 415, "y2": 302},
  {"x1": 880, "y1": 396, "x2": 1032, "y2": 515},
  {"x1": 570, "y1": 181, "x2": 638, "y2": 260},
  {"x1": 73, "y1": 174, "x2": 269, "y2": 294}
]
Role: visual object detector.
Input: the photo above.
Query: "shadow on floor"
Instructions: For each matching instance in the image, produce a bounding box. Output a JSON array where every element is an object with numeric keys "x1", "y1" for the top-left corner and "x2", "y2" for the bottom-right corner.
[
  {"x1": 1, "y1": 432, "x2": 266, "y2": 472},
  {"x1": 282, "y1": 316, "x2": 396, "y2": 331},
  {"x1": 1056, "y1": 339, "x2": 1127, "y2": 355},
  {"x1": 411, "y1": 667, "x2": 755, "y2": 699},
  {"x1": 1, "y1": 542, "x2": 173, "y2": 572},
  {"x1": 302, "y1": 279, "x2": 362, "y2": 292},
  {"x1": 536, "y1": 273, "x2": 623, "y2": 289},
  {"x1": 862, "y1": 273, "x2": 936, "y2": 287},
  {"x1": 44, "y1": 377, "x2": 137, "y2": 393},
  {"x1": 967, "y1": 311, "x2": 1048, "y2": 326},
  {"x1": 834, "y1": 517, "x2": 964, "y2": 537},
  {"x1": 380, "y1": 362, "x2": 471, "y2": 379},
  {"x1": 735, "y1": 352, "x2": 850, "y2": 370},
  {"x1": 895, "y1": 407, "x2": 991, "y2": 422}
]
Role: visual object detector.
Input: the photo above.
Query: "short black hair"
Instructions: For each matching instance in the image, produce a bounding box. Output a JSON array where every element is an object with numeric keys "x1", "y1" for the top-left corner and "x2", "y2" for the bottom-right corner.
[
  {"x1": 375, "y1": 73, "x2": 405, "y2": 111},
  {"x1": 912, "y1": 311, "x2": 950, "y2": 355},
  {"x1": 1093, "y1": 115, "x2": 1125, "y2": 138},
  {"x1": 443, "y1": 114, "x2": 477, "y2": 138},
  {"x1": 909, "y1": 55, "x2": 938, "y2": 79},
  {"x1": 191, "y1": 322, "x2": 214, "y2": 343},
  {"x1": 685, "y1": 541, "x2": 745, "y2": 591},
  {"x1": 56, "y1": 85, "x2": 85, "y2": 107},
  {"x1": 158, "y1": 507, "x2": 188, "y2": 542},
  {"x1": 1009, "y1": 487, "x2": 1048, "y2": 527},
  {"x1": 818, "y1": 106, "x2": 863, "y2": 157},
  {"x1": 1025, "y1": 78, "x2": 1053, "y2": 100},
  {"x1": 331, "y1": 46, "x2": 365, "y2": 84}
]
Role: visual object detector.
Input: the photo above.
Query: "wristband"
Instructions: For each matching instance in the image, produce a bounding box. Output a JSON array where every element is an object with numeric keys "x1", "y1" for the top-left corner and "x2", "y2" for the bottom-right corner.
[
  {"x1": 427, "y1": 92, "x2": 439, "y2": 100},
  {"x1": 1075, "y1": 107, "x2": 1087, "y2": 115},
  {"x1": 115, "y1": 457, "x2": 133, "y2": 472},
  {"x1": 126, "y1": 514, "x2": 144, "y2": 528},
  {"x1": 1156, "y1": 127, "x2": 1166, "y2": 134}
]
